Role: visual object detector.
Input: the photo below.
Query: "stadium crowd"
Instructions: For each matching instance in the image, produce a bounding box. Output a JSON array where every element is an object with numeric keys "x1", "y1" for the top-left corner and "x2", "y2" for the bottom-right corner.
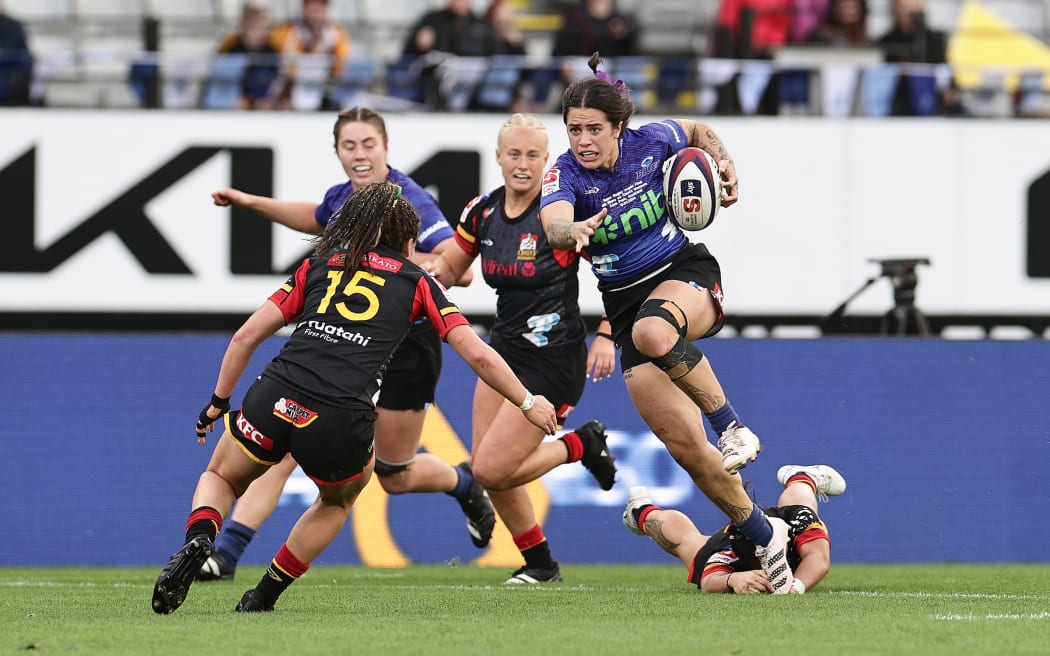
[{"x1": 2, "y1": 0, "x2": 1047, "y2": 117}]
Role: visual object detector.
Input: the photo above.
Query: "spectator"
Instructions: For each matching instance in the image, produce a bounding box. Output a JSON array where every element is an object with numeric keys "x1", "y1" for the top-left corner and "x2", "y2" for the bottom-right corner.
[
  {"x1": 401, "y1": 0, "x2": 505, "y2": 109},
  {"x1": 714, "y1": 0, "x2": 793, "y2": 59},
  {"x1": 403, "y1": 0, "x2": 500, "y2": 57},
  {"x1": 487, "y1": 0, "x2": 526, "y2": 55},
  {"x1": 0, "y1": 0, "x2": 32, "y2": 106},
  {"x1": 877, "y1": 0, "x2": 948, "y2": 115},
  {"x1": 713, "y1": 0, "x2": 796, "y2": 114},
  {"x1": 214, "y1": 0, "x2": 281, "y2": 109},
  {"x1": 791, "y1": 0, "x2": 829, "y2": 43},
  {"x1": 807, "y1": 0, "x2": 872, "y2": 47},
  {"x1": 269, "y1": 0, "x2": 351, "y2": 108},
  {"x1": 878, "y1": 0, "x2": 945, "y2": 64},
  {"x1": 552, "y1": 0, "x2": 638, "y2": 58}
]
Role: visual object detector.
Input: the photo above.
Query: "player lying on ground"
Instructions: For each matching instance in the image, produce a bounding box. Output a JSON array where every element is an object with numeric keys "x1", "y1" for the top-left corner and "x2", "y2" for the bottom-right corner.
[{"x1": 623, "y1": 464, "x2": 845, "y2": 594}]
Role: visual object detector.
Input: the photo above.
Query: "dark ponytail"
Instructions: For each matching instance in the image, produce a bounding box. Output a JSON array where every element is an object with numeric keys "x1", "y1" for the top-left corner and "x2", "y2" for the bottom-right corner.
[
  {"x1": 560, "y1": 51, "x2": 635, "y2": 128},
  {"x1": 314, "y1": 182, "x2": 420, "y2": 276}
]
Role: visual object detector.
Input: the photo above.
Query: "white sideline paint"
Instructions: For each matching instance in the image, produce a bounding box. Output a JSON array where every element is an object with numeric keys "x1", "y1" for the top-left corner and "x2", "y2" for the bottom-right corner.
[{"x1": 936, "y1": 613, "x2": 1050, "y2": 621}]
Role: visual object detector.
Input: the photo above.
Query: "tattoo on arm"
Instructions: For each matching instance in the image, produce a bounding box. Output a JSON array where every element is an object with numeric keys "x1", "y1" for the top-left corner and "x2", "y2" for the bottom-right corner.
[
  {"x1": 704, "y1": 128, "x2": 730, "y2": 163},
  {"x1": 688, "y1": 122, "x2": 733, "y2": 164},
  {"x1": 547, "y1": 219, "x2": 577, "y2": 250},
  {"x1": 644, "y1": 518, "x2": 681, "y2": 553}
]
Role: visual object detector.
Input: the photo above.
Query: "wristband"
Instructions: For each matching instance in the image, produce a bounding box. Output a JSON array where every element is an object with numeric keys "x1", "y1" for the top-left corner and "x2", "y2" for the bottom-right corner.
[
  {"x1": 790, "y1": 578, "x2": 806, "y2": 594},
  {"x1": 595, "y1": 332, "x2": 614, "y2": 341},
  {"x1": 211, "y1": 394, "x2": 231, "y2": 410},
  {"x1": 726, "y1": 572, "x2": 734, "y2": 594},
  {"x1": 518, "y1": 391, "x2": 535, "y2": 412}
]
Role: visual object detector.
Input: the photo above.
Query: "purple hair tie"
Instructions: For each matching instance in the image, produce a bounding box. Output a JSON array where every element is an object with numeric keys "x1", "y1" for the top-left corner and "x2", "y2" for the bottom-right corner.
[{"x1": 595, "y1": 69, "x2": 626, "y2": 93}]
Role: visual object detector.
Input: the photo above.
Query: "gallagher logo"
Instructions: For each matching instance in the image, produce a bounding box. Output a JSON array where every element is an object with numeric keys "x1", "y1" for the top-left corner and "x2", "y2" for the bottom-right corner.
[
  {"x1": 542, "y1": 168, "x2": 560, "y2": 196},
  {"x1": 273, "y1": 397, "x2": 319, "y2": 427}
]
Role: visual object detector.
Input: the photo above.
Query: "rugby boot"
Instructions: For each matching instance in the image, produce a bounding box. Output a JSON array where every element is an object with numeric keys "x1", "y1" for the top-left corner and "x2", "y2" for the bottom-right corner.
[
  {"x1": 455, "y1": 461, "x2": 496, "y2": 549},
  {"x1": 505, "y1": 562, "x2": 564, "y2": 584},
  {"x1": 575, "y1": 420, "x2": 617, "y2": 490},
  {"x1": 151, "y1": 536, "x2": 213, "y2": 614}
]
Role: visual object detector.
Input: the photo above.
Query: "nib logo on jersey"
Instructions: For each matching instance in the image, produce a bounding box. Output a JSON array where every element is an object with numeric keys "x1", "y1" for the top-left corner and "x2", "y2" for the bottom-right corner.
[
  {"x1": 592, "y1": 189, "x2": 666, "y2": 246},
  {"x1": 301, "y1": 319, "x2": 372, "y2": 346}
]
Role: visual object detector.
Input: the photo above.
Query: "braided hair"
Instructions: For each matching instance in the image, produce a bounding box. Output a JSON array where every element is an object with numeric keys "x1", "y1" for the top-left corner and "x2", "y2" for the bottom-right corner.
[
  {"x1": 313, "y1": 182, "x2": 421, "y2": 276},
  {"x1": 560, "y1": 51, "x2": 635, "y2": 129}
]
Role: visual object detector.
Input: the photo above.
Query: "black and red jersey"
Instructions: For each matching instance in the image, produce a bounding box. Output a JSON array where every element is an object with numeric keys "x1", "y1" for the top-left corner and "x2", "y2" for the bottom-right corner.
[
  {"x1": 454, "y1": 186, "x2": 585, "y2": 350},
  {"x1": 262, "y1": 246, "x2": 469, "y2": 407},
  {"x1": 689, "y1": 504, "x2": 831, "y2": 588}
]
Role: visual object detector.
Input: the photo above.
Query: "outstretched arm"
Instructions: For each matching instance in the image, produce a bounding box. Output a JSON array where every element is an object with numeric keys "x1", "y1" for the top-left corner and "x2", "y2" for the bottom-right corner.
[
  {"x1": 418, "y1": 237, "x2": 474, "y2": 287},
  {"x1": 212, "y1": 187, "x2": 322, "y2": 234},
  {"x1": 789, "y1": 538, "x2": 831, "y2": 593},
  {"x1": 539, "y1": 200, "x2": 608, "y2": 253},
  {"x1": 196, "y1": 300, "x2": 286, "y2": 443},
  {"x1": 423, "y1": 240, "x2": 475, "y2": 289},
  {"x1": 213, "y1": 301, "x2": 286, "y2": 399},
  {"x1": 444, "y1": 324, "x2": 557, "y2": 434}
]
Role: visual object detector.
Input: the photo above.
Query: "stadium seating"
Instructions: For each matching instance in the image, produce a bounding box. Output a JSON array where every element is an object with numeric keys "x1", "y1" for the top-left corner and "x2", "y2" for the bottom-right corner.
[
  {"x1": 471, "y1": 54, "x2": 525, "y2": 111},
  {"x1": 327, "y1": 54, "x2": 381, "y2": 109},
  {"x1": 5, "y1": 0, "x2": 1048, "y2": 115},
  {"x1": 200, "y1": 52, "x2": 248, "y2": 110}
]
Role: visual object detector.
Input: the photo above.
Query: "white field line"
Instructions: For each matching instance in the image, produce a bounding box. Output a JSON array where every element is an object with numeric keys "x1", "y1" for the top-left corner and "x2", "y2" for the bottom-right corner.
[
  {"x1": 935, "y1": 612, "x2": 1050, "y2": 621},
  {"x1": 832, "y1": 590, "x2": 1048, "y2": 600},
  {"x1": 2, "y1": 581, "x2": 1049, "y2": 606}
]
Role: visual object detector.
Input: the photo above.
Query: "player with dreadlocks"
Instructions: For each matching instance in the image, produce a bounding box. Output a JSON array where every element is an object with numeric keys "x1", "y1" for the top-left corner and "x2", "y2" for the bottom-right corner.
[{"x1": 152, "y1": 182, "x2": 557, "y2": 615}]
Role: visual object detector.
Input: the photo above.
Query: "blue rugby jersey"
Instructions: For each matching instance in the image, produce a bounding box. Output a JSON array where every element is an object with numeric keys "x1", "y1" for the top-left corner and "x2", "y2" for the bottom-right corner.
[
  {"x1": 314, "y1": 168, "x2": 453, "y2": 254},
  {"x1": 540, "y1": 120, "x2": 690, "y2": 286}
]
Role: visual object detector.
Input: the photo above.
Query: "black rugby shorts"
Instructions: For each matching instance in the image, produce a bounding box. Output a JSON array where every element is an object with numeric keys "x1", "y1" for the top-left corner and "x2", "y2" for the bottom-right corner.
[
  {"x1": 229, "y1": 375, "x2": 376, "y2": 485},
  {"x1": 600, "y1": 243, "x2": 724, "y2": 370}
]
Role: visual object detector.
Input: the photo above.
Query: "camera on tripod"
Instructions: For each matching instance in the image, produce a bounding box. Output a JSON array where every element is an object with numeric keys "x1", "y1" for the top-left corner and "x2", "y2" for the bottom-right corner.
[
  {"x1": 871, "y1": 258, "x2": 931, "y2": 336},
  {"x1": 823, "y1": 257, "x2": 932, "y2": 336}
]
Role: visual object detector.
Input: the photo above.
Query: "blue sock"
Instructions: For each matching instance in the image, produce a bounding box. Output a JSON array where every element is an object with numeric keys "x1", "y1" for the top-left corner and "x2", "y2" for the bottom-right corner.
[
  {"x1": 447, "y1": 464, "x2": 473, "y2": 498},
  {"x1": 704, "y1": 401, "x2": 740, "y2": 436},
  {"x1": 734, "y1": 505, "x2": 773, "y2": 547},
  {"x1": 215, "y1": 520, "x2": 256, "y2": 565}
]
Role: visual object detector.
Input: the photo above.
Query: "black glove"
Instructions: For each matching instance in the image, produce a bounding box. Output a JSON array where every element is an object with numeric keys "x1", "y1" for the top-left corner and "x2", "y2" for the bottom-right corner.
[{"x1": 196, "y1": 394, "x2": 231, "y2": 441}]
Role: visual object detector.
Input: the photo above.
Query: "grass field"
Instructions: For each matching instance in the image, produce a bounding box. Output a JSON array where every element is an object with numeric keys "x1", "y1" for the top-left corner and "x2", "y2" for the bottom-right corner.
[{"x1": 3, "y1": 563, "x2": 1048, "y2": 655}]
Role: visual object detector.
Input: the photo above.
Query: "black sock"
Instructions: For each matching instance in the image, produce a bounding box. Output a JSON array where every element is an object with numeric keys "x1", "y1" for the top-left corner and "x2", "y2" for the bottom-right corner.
[
  {"x1": 254, "y1": 544, "x2": 309, "y2": 606},
  {"x1": 521, "y1": 541, "x2": 556, "y2": 570}
]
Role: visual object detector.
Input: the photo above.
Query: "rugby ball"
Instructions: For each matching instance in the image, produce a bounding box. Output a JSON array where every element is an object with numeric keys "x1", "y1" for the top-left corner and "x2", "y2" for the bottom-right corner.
[{"x1": 662, "y1": 147, "x2": 722, "y2": 231}]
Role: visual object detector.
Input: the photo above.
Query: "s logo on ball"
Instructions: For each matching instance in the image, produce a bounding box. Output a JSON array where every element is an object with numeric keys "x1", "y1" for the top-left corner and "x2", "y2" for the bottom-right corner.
[{"x1": 663, "y1": 147, "x2": 721, "y2": 231}]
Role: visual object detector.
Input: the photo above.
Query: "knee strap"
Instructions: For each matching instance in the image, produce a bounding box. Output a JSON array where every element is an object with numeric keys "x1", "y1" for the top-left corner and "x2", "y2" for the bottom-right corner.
[
  {"x1": 373, "y1": 456, "x2": 415, "y2": 477},
  {"x1": 636, "y1": 298, "x2": 688, "y2": 337},
  {"x1": 650, "y1": 336, "x2": 703, "y2": 381}
]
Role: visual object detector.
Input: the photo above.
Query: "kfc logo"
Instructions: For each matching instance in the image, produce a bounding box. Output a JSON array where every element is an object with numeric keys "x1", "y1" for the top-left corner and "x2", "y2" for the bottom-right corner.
[{"x1": 236, "y1": 413, "x2": 274, "y2": 451}]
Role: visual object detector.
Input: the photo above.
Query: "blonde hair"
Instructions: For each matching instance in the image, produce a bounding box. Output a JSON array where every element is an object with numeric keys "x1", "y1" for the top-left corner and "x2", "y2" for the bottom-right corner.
[{"x1": 497, "y1": 113, "x2": 548, "y2": 150}]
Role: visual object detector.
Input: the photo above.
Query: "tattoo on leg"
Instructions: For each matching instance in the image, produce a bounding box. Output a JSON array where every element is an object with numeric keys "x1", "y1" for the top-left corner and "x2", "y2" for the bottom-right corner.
[
  {"x1": 718, "y1": 501, "x2": 752, "y2": 524},
  {"x1": 644, "y1": 518, "x2": 680, "y2": 553},
  {"x1": 677, "y1": 381, "x2": 725, "y2": 413}
]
